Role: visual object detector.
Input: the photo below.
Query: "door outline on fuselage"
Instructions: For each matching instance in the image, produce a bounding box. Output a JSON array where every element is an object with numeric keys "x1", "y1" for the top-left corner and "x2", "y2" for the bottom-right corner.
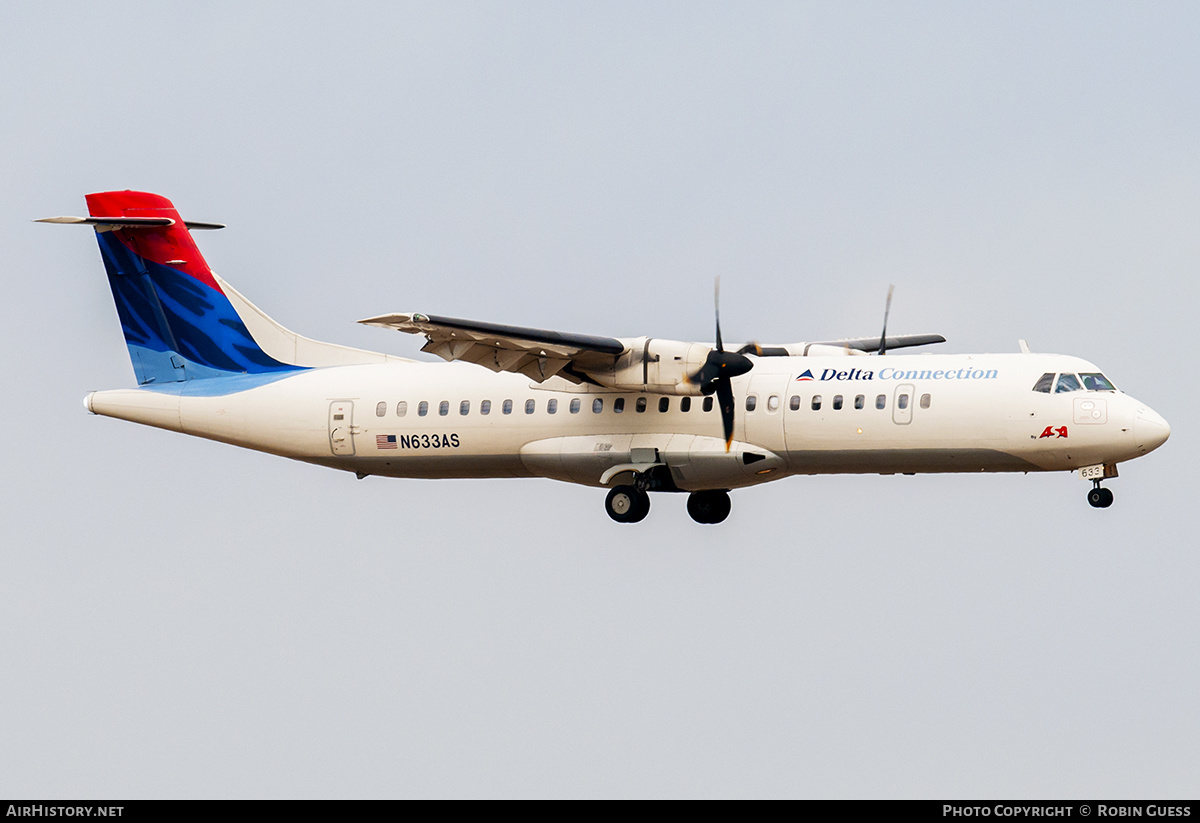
[
  {"x1": 745, "y1": 373, "x2": 789, "y2": 453},
  {"x1": 892, "y1": 384, "x2": 914, "y2": 425},
  {"x1": 328, "y1": 400, "x2": 355, "y2": 456}
]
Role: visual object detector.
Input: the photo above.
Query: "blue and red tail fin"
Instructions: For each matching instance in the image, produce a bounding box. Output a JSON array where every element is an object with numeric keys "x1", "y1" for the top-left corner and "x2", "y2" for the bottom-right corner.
[{"x1": 83, "y1": 190, "x2": 303, "y2": 385}]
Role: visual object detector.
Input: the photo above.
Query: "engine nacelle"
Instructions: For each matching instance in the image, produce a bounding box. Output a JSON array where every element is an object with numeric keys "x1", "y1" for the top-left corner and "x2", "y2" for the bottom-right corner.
[{"x1": 586, "y1": 337, "x2": 713, "y2": 396}]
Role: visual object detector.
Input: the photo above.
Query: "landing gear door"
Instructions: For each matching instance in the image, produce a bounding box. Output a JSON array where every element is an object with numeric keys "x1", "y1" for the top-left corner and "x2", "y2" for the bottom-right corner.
[
  {"x1": 329, "y1": 401, "x2": 355, "y2": 456},
  {"x1": 892, "y1": 384, "x2": 914, "y2": 425}
]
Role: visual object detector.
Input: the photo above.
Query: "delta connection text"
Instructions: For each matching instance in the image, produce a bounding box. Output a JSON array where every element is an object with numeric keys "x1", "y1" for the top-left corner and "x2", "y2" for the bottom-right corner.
[{"x1": 798, "y1": 367, "x2": 1000, "y2": 382}]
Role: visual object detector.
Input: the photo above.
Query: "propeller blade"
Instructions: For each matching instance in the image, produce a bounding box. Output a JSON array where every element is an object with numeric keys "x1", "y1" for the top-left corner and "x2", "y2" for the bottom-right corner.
[
  {"x1": 716, "y1": 378, "x2": 736, "y2": 452},
  {"x1": 686, "y1": 277, "x2": 753, "y2": 451},
  {"x1": 878, "y1": 284, "x2": 895, "y2": 356},
  {"x1": 714, "y1": 276, "x2": 724, "y2": 352}
]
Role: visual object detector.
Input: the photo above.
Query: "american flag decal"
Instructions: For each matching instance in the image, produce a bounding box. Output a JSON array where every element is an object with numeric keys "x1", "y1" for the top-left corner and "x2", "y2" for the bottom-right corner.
[{"x1": 376, "y1": 434, "x2": 398, "y2": 449}]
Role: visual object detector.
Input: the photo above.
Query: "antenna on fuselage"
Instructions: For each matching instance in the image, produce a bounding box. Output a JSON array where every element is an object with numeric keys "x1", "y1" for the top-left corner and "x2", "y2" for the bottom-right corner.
[{"x1": 877, "y1": 284, "x2": 895, "y2": 355}]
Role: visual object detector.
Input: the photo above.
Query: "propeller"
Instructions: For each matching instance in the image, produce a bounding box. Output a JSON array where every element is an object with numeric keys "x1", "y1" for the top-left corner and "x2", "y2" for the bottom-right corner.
[
  {"x1": 686, "y1": 278, "x2": 755, "y2": 451},
  {"x1": 877, "y1": 284, "x2": 895, "y2": 356}
]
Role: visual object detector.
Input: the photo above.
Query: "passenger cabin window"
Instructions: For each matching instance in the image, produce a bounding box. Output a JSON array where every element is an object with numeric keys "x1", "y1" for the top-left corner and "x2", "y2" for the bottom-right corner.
[
  {"x1": 746, "y1": 395, "x2": 757, "y2": 412},
  {"x1": 525, "y1": 399, "x2": 536, "y2": 414},
  {"x1": 767, "y1": 395, "x2": 780, "y2": 411},
  {"x1": 876, "y1": 395, "x2": 886, "y2": 410},
  {"x1": 832, "y1": 395, "x2": 843, "y2": 411},
  {"x1": 614, "y1": 398, "x2": 625, "y2": 413},
  {"x1": 854, "y1": 395, "x2": 865, "y2": 410},
  {"x1": 460, "y1": 400, "x2": 470, "y2": 416},
  {"x1": 680, "y1": 397, "x2": 691, "y2": 412},
  {"x1": 439, "y1": 401, "x2": 449, "y2": 416},
  {"x1": 547, "y1": 398, "x2": 558, "y2": 414},
  {"x1": 1055, "y1": 374, "x2": 1082, "y2": 393},
  {"x1": 635, "y1": 397, "x2": 647, "y2": 413},
  {"x1": 920, "y1": 393, "x2": 931, "y2": 409},
  {"x1": 570, "y1": 398, "x2": 581, "y2": 414},
  {"x1": 396, "y1": 401, "x2": 408, "y2": 417},
  {"x1": 376, "y1": 401, "x2": 387, "y2": 417},
  {"x1": 659, "y1": 397, "x2": 670, "y2": 412},
  {"x1": 790, "y1": 395, "x2": 801, "y2": 411},
  {"x1": 418, "y1": 401, "x2": 429, "y2": 417},
  {"x1": 1080, "y1": 373, "x2": 1117, "y2": 391},
  {"x1": 480, "y1": 400, "x2": 491, "y2": 415},
  {"x1": 702, "y1": 397, "x2": 713, "y2": 412},
  {"x1": 502, "y1": 399, "x2": 513, "y2": 415},
  {"x1": 592, "y1": 398, "x2": 603, "y2": 413},
  {"x1": 811, "y1": 395, "x2": 822, "y2": 411},
  {"x1": 898, "y1": 394, "x2": 909, "y2": 410},
  {"x1": 1032, "y1": 372, "x2": 1055, "y2": 393}
]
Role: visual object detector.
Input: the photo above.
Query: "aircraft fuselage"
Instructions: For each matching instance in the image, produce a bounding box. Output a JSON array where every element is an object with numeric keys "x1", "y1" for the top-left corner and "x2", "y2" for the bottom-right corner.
[{"x1": 85, "y1": 351, "x2": 1169, "y2": 494}]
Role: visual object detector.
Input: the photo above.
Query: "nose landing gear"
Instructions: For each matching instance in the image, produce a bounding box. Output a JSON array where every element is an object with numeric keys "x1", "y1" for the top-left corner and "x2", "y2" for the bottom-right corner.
[{"x1": 1087, "y1": 481, "x2": 1114, "y2": 509}]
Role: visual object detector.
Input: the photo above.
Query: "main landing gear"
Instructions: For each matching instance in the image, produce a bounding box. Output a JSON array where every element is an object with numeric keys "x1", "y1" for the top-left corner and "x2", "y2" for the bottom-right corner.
[
  {"x1": 687, "y1": 490, "x2": 731, "y2": 524},
  {"x1": 1087, "y1": 481, "x2": 1114, "y2": 509},
  {"x1": 603, "y1": 486, "x2": 733, "y2": 524},
  {"x1": 605, "y1": 485, "x2": 651, "y2": 523}
]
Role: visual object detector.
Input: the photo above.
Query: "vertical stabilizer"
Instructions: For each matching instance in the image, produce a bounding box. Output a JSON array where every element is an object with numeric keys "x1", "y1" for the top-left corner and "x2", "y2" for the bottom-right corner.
[{"x1": 82, "y1": 190, "x2": 303, "y2": 385}]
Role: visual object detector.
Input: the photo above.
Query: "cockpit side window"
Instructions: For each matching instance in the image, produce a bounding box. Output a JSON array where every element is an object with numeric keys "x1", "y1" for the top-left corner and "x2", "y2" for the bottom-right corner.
[
  {"x1": 1080, "y1": 372, "x2": 1117, "y2": 391},
  {"x1": 1032, "y1": 373, "x2": 1055, "y2": 393},
  {"x1": 1054, "y1": 373, "x2": 1082, "y2": 393}
]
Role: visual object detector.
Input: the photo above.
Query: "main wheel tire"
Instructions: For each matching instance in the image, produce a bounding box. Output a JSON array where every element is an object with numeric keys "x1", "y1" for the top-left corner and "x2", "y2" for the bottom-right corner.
[
  {"x1": 606, "y1": 486, "x2": 650, "y2": 523},
  {"x1": 687, "y1": 490, "x2": 731, "y2": 524},
  {"x1": 629, "y1": 489, "x2": 651, "y2": 522}
]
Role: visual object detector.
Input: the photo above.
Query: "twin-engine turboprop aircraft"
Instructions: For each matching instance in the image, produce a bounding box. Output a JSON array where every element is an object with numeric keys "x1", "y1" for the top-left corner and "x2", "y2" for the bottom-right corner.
[{"x1": 42, "y1": 191, "x2": 1170, "y2": 523}]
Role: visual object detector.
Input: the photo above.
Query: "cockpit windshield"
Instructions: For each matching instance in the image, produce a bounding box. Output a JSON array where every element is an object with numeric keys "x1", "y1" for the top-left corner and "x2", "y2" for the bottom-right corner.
[
  {"x1": 1054, "y1": 374, "x2": 1082, "y2": 393},
  {"x1": 1032, "y1": 373, "x2": 1055, "y2": 393},
  {"x1": 1032, "y1": 372, "x2": 1118, "y2": 393},
  {"x1": 1079, "y1": 372, "x2": 1117, "y2": 391}
]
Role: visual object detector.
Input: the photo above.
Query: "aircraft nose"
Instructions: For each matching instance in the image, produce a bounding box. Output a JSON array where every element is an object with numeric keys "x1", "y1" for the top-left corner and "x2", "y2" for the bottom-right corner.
[{"x1": 1134, "y1": 406, "x2": 1171, "y2": 454}]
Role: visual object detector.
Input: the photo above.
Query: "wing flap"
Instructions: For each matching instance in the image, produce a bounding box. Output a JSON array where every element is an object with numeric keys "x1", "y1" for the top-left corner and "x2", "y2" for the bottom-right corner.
[{"x1": 362, "y1": 312, "x2": 627, "y2": 382}]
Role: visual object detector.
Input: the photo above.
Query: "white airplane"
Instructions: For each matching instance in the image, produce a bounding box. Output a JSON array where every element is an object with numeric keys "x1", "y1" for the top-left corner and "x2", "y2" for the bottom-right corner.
[{"x1": 42, "y1": 191, "x2": 1170, "y2": 523}]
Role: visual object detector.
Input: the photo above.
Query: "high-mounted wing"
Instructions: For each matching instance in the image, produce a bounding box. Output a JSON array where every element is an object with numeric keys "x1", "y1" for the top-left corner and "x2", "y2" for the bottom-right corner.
[
  {"x1": 359, "y1": 313, "x2": 627, "y2": 383},
  {"x1": 798, "y1": 334, "x2": 946, "y2": 355},
  {"x1": 362, "y1": 305, "x2": 946, "y2": 455}
]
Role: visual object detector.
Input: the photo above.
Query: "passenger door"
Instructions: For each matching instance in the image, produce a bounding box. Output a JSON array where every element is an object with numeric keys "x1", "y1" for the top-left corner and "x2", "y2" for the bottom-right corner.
[{"x1": 328, "y1": 401, "x2": 355, "y2": 455}]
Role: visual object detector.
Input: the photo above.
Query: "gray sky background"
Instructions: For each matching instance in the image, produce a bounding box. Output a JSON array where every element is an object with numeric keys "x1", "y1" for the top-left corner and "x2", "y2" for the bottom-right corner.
[{"x1": 1, "y1": 2, "x2": 1195, "y2": 798}]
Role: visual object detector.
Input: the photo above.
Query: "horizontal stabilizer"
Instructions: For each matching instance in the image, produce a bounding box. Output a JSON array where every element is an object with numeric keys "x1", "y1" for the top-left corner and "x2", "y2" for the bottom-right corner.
[{"x1": 36, "y1": 215, "x2": 225, "y2": 230}]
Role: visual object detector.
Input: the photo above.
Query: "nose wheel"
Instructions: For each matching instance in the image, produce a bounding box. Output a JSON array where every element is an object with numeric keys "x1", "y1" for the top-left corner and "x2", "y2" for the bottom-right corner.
[
  {"x1": 1087, "y1": 481, "x2": 1114, "y2": 509},
  {"x1": 605, "y1": 485, "x2": 651, "y2": 523}
]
